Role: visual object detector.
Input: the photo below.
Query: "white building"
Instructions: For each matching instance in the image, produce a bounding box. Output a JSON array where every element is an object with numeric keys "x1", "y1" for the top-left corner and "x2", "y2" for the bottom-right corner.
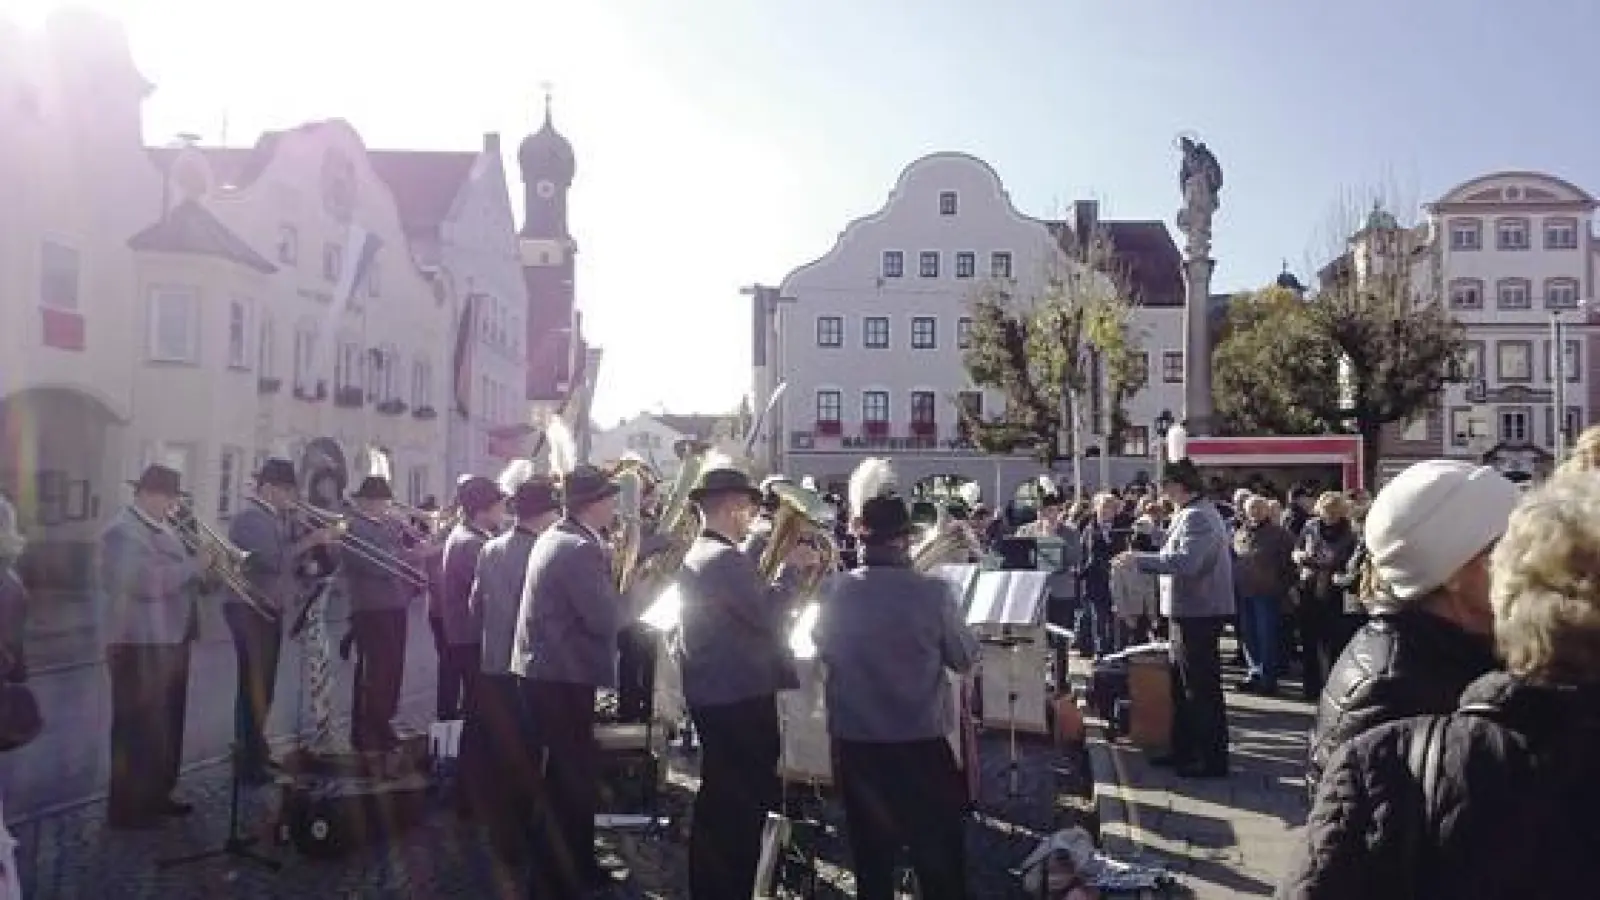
[
  {"x1": 590, "y1": 411, "x2": 745, "y2": 480},
  {"x1": 1344, "y1": 172, "x2": 1600, "y2": 482},
  {"x1": 750, "y1": 152, "x2": 1187, "y2": 503}
]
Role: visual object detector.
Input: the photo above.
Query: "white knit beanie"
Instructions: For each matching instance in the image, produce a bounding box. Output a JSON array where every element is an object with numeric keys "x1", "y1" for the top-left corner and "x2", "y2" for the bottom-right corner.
[{"x1": 1363, "y1": 460, "x2": 1521, "y2": 601}]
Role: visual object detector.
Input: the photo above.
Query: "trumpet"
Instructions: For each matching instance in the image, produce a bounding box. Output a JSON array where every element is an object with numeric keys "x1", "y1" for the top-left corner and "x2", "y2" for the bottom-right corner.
[
  {"x1": 289, "y1": 500, "x2": 429, "y2": 590},
  {"x1": 167, "y1": 500, "x2": 278, "y2": 620},
  {"x1": 759, "y1": 481, "x2": 841, "y2": 598}
]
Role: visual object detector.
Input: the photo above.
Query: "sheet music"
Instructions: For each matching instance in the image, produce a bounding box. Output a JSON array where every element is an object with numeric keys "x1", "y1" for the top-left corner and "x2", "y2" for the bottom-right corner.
[
  {"x1": 933, "y1": 564, "x2": 979, "y2": 608},
  {"x1": 965, "y1": 570, "x2": 1049, "y2": 626}
]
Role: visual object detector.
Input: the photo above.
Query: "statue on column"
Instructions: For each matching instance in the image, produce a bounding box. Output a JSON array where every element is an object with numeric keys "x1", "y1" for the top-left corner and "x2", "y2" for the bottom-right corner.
[{"x1": 1176, "y1": 135, "x2": 1224, "y2": 259}]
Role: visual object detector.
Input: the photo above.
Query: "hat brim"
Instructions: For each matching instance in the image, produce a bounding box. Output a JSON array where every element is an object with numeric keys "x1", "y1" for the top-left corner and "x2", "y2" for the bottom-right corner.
[
  {"x1": 689, "y1": 485, "x2": 763, "y2": 505},
  {"x1": 127, "y1": 480, "x2": 187, "y2": 497},
  {"x1": 566, "y1": 481, "x2": 621, "y2": 508}
]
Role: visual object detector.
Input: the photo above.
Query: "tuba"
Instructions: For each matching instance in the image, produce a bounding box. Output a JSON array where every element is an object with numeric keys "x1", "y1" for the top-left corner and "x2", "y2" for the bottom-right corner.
[
  {"x1": 758, "y1": 481, "x2": 841, "y2": 598},
  {"x1": 608, "y1": 457, "x2": 654, "y2": 593},
  {"x1": 630, "y1": 446, "x2": 710, "y2": 595},
  {"x1": 910, "y1": 504, "x2": 981, "y2": 573}
]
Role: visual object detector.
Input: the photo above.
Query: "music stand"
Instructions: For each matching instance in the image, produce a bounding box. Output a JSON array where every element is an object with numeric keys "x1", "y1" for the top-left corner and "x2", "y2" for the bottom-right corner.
[
  {"x1": 156, "y1": 749, "x2": 281, "y2": 873},
  {"x1": 967, "y1": 569, "x2": 1049, "y2": 799}
]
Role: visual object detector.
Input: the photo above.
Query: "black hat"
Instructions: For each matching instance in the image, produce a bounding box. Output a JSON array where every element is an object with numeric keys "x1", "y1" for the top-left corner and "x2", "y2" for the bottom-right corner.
[
  {"x1": 511, "y1": 475, "x2": 561, "y2": 520},
  {"x1": 255, "y1": 458, "x2": 298, "y2": 488},
  {"x1": 1161, "y1": 457, "x2": 1205, "y2": 492},
  {"x1": 419, "y1": 495, "x2": 439, "y2": 512},
  {"x1": 352, "y1": 476, "x2": 393, "y2": 500},
  {"x1": 690, "y1": 467, "x2": 762, "y2": 505},
  {"x1": 130, "y1": 464, "x2": 182, "y2": 497},
  {"x1": 1040, "y1": 491, "x2": 1066, "y2": 509},
  {"x1": 945, "y1": 503, "x2": 971, "y2": 521},
  {"x1": 859, "y1": 495, "x2": 915, "y2": 545},
  {"x1": 563, "y1": 465, "x2": 621, "y2": 509},
  {"x1": 457, "y1": 475, "x2": 506, "y2": 515}
]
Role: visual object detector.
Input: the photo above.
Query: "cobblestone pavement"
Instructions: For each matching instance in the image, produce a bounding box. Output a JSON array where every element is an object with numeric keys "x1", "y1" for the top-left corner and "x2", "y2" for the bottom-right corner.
[
  {"x1": 15, "y1": 727, "x2": 1100, "y2": 899},
  {"x1": 1084, "y1": 652, "x2": 1314, "y2": 899}
]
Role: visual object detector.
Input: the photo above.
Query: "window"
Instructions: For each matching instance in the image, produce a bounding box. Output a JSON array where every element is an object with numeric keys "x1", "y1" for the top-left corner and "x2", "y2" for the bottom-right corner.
[
  {"x1": 1449, "y1": 407, "x2": 1473, "y2": 448},
  {"x1": 864, "y1": 316, "x2": 889, "y2": 348},
  {"x1": 1545, "y1": 218, "x2": 1579, "y2": 250},
  {"x1": 990, "y1": 251, "x2": 1013, "y2": 279},
  {"x1": 1130, "y1": 351, "x2": 1150, "y2": 387},
  {"x1": 1449, "y1": 219, "x2": 1481, "y2": 251},
  {"x1": 1496, "y1": 341, "x2": 1532, "y2": 382},
  {"x1": 1455, "y1": 341, "x2": 1485, "y2": 381},
  {"x1": 955, "y1": 251, "x2": 975, "y2": 279},
  {"x1": 1499, "y1": 408, "x2": 1530, "y2": 444},
  {"x1": 1547, "y1": 406, "x2": 1584, "y2": 446},
  {"x1": 956, "y1": 391, "x2": 983, "y2": 423},
  {"x1": 411, "y1": 359, "x2": 433, "y2": 407},
  {"x1": 1162, "y1": 351, "x2": 1184, "y2": 383},
  {"x1": 910, "y1": 391, "x2": 936, "y2": 424},
  {"x1": 911, "y1": 316, "x2": 936, "y2": 349},
  {"x1": 1448, "y1": 279, "x2": 1483, "y2": 310},
  {"x1": 376, "y1": 344, "x2": 401, "y2": 401},
  {"x1": 881, "y1": 251, "x2": 903, "y2": 278},
  {"x1": 862, "y1": 391, "x2": 889, "y2": 423},
  {"x1": 336, "y1": 339, "x2": 363, "y2": 390},
  {"x1": 1543, "y1": 339, "x2": 1581, "y2": 383},
  {"x1": 407, "y1": 466, "x2": 428, "y2": 506},
  {"x1": 815, "y1": 390, "x2": 841, "y2": 422},
  {"x1": 365, "y1": 258, "x2": 382, "y2": 298},
  {"x1": 816, "y1": 315, "x2": 843, "y2": 348},
  {"x1": 217, "y1": 446, "x2": 244, "y2": 519},
  {"x1": 226, "y1": 297, "x2": 251, "y2": 369},
  {"x1": 956, "y1": 317, "x2": 973, "y2": 349},
  {"x1": 147, "y1": 286, "x2": 200, "y2": 363},
  {"x1": 1546, "y1": 278, "x2": 1579, "y2": 309},
  {"x1": 939, "y1": 191, "x2": 958, "y2": 216},
  {"x1": 258, "y1": 317, "x2": 277, "y2": 377},
  {"x1": 1496, "y1": 278, "x2": 1531, "y2": 310},
  {"x1": 293, "y1": 324, "x2": 317, "y2": 388},
  {"x1": 276, "y1": 225, "x2": 298, "y2": 265},
  {"x1": 40, "y1": 241, "x2": 80, "y2": 309},
  {"x1": 919, "y1": 251, "x2": 939, "y2": 278},
  {"x1": 1119, "y1": 426, "x2": 1150, "y2": 458},
  {"x1": 322, "y1": 242, "x2": 343, "y2": 281},
  {"x1": 1496, "y1": 217, "x2": 1530, "y2": 251}
]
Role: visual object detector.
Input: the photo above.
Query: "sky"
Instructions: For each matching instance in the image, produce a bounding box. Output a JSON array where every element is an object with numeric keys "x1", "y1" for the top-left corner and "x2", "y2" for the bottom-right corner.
[{"x1": 12, "y1": 0, "x2": 1600, "y2": 425}]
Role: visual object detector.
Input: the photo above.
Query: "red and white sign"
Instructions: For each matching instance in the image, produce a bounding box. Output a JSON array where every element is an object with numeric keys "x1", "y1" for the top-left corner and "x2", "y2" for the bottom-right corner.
[{"x1": 1184, "y1": 435, "x2": 1366, "y2": 491}]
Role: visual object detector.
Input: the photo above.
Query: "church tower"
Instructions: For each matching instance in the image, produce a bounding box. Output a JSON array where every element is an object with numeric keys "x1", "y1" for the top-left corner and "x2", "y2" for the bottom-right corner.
[{"x1": 518, "y1": 89, "x2": 583, "y2": 407}]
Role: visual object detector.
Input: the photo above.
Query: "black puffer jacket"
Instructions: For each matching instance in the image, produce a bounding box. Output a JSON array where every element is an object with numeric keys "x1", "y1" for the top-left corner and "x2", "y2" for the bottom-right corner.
[
  {"x1": 1280, "y1": 672, "x2": 1600, "y2": 899},
  {"x1": 1306, "y1": 609, "x2": 1497, "y2": 796}
]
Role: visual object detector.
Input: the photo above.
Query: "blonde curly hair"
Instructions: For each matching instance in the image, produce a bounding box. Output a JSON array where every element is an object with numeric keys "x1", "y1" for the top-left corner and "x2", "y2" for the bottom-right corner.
[
  {"x1": 1557, "y1": 424, "x2": 1600, "y2": 477},
  {"x1": 1490, "y1": 471, "x2": 1600, "y2": 684}
]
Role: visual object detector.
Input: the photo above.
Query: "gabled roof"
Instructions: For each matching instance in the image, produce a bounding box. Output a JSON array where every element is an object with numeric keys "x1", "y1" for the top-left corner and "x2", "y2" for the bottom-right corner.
[
  {"x1": 366, "y1": 150, "x2": 479, "y2": 236},
  {"x1": 127, "y1": 200, "x2": 276, "y2": 273}
]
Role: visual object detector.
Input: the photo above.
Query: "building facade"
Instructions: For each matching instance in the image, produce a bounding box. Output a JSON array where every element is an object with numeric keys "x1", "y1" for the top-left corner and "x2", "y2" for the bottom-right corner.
[
  {"x1": 1351, "y1": 172, "x2": 1600, "y2": 482},
  {"x1": 751, "y1": 152, "x2": 1186, "y2": 503},
  {"x1": 590, "y1": 411, "x2": 746, "y2": 479}
]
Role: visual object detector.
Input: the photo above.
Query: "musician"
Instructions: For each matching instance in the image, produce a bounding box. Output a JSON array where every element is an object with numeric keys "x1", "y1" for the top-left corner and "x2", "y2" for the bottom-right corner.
[
  {"x1": 1076, "y1": 492, "x2": 1129, "y2": 658},
  {"x1": 0, "y1": 489, "x2": 28, "y2": 684},
  {"x1": 814, "y1": 491, "x2": 979, "y2": 900},
  {"x1": 1019, "y1": 488, "x2": 1084, "y2": 662},
  {"x1": 616, "y1": 488, "x2": 672, "y2": 724},
  {"x1": 226, "y1": 458, "x2": 334, "y2": 784},
  {"x1": 437, "y1": 476, "x2": 506, "y2": 729},
  {"x1": 742, "y1": 474, "x2": 789, "y2": 561},
  {"x1": 466, "y1": 473, "x2": 560, "y2": 863},
  {"x1": 677, "y1": 465, "x2": 816, "y2": 899},
  {"x1": 99, "y1": 465, "x2": 212, "y2": 829},
  {"x1": 343, "y1": 475, "x2": 416, "y2": 753},
  {"x1": 512, "y1": 464, "x2": 624, "y2": 896}
]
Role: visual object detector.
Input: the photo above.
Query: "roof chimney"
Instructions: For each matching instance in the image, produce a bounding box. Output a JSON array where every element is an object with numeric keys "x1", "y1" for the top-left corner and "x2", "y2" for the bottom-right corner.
[
  {"x1": 483, "y1": 132, "x2": 500, "y2": 154},
  {"x1": 1073, "y1": 199, "x2": 1099, "y2": 243}
]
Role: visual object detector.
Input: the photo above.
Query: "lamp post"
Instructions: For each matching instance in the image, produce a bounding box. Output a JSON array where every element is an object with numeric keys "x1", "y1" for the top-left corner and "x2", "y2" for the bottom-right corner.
[{"x1": 1153, "y1": 408, "x2": 1175, "y2": 483}]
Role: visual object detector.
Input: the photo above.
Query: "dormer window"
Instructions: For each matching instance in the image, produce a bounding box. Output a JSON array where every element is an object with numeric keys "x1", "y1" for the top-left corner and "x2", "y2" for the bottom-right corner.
[{"x1": 939, "y1": 191, "x2": 958, "y2": 216}]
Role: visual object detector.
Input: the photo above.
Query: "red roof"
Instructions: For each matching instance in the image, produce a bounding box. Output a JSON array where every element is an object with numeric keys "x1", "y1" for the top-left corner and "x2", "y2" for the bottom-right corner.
[{"x1": 367, "y1": 150, "x2": 478, "y2": 236}]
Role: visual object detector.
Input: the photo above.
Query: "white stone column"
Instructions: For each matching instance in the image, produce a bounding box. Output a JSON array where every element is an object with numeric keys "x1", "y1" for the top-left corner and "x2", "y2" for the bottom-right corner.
[{"x1": 1183, "y1": 256, "x2": 1216, "y2": 436}]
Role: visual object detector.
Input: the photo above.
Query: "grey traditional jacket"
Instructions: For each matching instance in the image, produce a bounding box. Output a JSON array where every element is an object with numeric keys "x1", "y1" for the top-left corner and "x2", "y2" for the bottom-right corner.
[
  {"x1": 343, "y1": 511, "x2": 411, "y2": 613},
  {"x1": 1134, "y1": 497, "x2": 1236, "y2": 618},
  {"x1": 99, "y1": 507, "x2": 203, "y2": 646},
  {"x1": 675, "y1": 531, "x2": 800, "y2": 708},
  {"x1": 440, "y1": 522, "x2": 492, "y2": 646},
  {"x1": 512, "y1": 518, "x2": 622, "y2": 687},
  {"x1": 228, "y1": 498, "x2": 295, "y2": 617},
  {"x1": 471, "y1": 525, "x2": 539, "y2": 675},
  {"x1": 816, "y1": 549, "x2": 979, "y2": 742}
]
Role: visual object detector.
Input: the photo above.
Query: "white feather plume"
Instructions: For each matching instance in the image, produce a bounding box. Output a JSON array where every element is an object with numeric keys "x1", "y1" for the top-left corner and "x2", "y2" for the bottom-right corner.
[
  {"x1": 697, "y1": 449, "x2": 737, "y2": 476},
  {"x1": 957, "y1": 481, "x2": 982, "y2": 508},
  {"x1": 848, "y1": 457, "x2": 896, "y2": 515},
  {"x1": 497, "y1": 458, "x2": 537, "y2": 496},
  {"x1": 1166, "y1": 421, "x2": 1189, "y2": 462},
  {"x1": 545, "y1": 417, "x2": 577, "y2": 476},
  {"x1": 365, "y1": 446, "x2": 394, "y2": 482},
  {"x1": 800, "y1": 475, "x2": 817, "y2": 492},
  {"x1": 1035, "y1": 473, "x2": 1057, "y2": 496}
]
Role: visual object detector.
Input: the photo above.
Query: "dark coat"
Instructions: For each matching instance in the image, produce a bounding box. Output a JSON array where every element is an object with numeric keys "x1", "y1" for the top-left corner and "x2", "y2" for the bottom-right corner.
[
  {"x1": 1077, "y1": 519, "x2": 1126, "y2": 604},
  {"x1": 1306, "y1": 609, "x2": 1497, "y2": 796},
  {"x1": 512, "y1": 518, "x2": 622, "y2": 687},
  {"x1": 1231, "y1": 519, "x2": 1297, "y2": 600},
  {"x1": 1281, "y1": 672, "x2": 1600, "y2": 900}
]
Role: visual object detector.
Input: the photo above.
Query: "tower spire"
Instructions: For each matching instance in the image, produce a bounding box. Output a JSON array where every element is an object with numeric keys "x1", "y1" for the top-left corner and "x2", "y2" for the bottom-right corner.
[{"x1": 539, "y1": 80, "x2": 554, "y2": 127}]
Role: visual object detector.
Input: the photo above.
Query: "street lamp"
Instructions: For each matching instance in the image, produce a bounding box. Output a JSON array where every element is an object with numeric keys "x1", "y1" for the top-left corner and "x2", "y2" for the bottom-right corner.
[{"x1": 1153, "y1": 409, "x2": 1175, "y2": 483}]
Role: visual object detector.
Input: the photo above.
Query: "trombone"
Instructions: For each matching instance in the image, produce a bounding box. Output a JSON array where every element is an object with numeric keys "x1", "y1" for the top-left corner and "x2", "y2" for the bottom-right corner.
[
  {"x1": 289, "y1": 500, "x2": 429, "y2": 590},
  {"x1": 167, "y1": 500, "x2": 279, "y2": 620}
]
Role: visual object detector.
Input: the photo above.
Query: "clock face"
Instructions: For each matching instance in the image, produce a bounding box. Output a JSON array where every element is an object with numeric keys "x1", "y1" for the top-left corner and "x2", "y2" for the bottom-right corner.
[{"x1": 535, "y1": 180, "x2": 556, "y2": 200}]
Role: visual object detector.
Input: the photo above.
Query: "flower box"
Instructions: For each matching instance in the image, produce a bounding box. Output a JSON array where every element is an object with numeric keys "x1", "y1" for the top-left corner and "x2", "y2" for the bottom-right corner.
[
  {"x1": 257, "y1": 377, "x2": 283, "y2": 395},
  {"x1": 909, "y1": 420, "x2": 937, "y2": 437},
  {"x1": 334, "y1": 386, "x2": 365, "y2": 408},
  {"x1": 413, "y1": 405, "x2": 438, "y2": 421},
  {"x1": 863, "y1": 420, "x2": 890, "y2": 438},
  {"x1": 376, "y1": 399, "x2": 408, "y2": 416},
  {"x1": 293, "y1": 381, "x2": 328, "y2": 403},
  {"x1": 815, "y1": 420, "x2": 842, "y2": 437}
]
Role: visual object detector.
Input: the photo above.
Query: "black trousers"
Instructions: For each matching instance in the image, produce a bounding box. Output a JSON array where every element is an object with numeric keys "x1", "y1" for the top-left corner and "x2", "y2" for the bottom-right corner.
[
  {"x1": 1169, "y1": 615, "x2": 1229, "y2": 769},
  {"x1": 471, "y1": 673, "x2": 539, "y2": 862},
  {"x1": 223, "y1": 603, "x2": 283, "y2": 769},
  {"x1": 350, "y1": 609, "x2": 408, "y2": 751},
  {"x1": 1298, "y1": 596, "x2": 1362, "y2": 700},
  {"x1": 106, "y1": 642, "x2": 191, "y2": 823},
  {"x1": 688, "y1": 696, "x2": 781, "y2": 900},
  {"x1": 835, "y1": 737, "x2": 969, "y2": 900},
  {"x1": 615, "y1": 623, "x2": 657, "y2": 724},
  {"x1": 437, "y1": 640, "x2": 479, "y2": 722},
  {"x1": 523, "y1": 679, "x2": 599, "y2": 898}
]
